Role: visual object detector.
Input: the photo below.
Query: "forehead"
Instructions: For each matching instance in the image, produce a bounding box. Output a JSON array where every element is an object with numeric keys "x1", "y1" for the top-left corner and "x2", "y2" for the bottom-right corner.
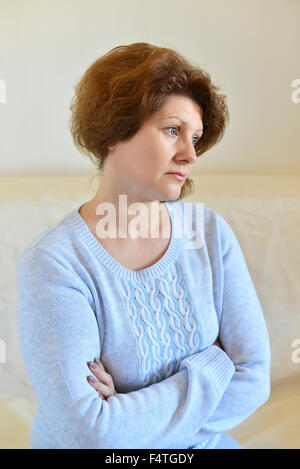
[{"x1": 156, "y1": 94, "x2": 203, "y2": 122}]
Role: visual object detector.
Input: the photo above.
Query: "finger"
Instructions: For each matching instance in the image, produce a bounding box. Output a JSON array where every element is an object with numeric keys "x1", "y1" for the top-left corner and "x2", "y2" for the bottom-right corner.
[
  {"x1": 86, "y1": 375, "x2": 112, "y2": 398},
  {"x1": 87, "y1": 359, "x2": 112, "y2": 386},
  {"x1": 94, "y1": 358, "x2": 112, "y2": 384}
]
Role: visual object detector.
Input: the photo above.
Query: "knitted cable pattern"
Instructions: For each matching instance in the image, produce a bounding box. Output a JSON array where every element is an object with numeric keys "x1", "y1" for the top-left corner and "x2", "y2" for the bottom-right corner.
[{"x1": 118, "y1": 261, "x2": 202, "y2": 388}]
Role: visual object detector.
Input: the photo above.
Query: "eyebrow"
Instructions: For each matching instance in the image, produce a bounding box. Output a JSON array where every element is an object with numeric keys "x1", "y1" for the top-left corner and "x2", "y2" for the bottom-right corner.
[{"x1": 164, "y1": 115, "x2": 203, "y2": 132}]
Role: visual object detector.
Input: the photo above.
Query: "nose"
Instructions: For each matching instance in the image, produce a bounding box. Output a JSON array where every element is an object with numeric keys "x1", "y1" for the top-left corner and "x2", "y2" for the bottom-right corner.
[{"x1": 175, "y1": 136, "x2": 198, "y2": 165}]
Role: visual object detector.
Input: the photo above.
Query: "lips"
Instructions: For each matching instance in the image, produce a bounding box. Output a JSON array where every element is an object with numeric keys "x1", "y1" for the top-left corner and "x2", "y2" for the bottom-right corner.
[
  {"x1": 166, "y1": 172, "x2": 187, "y2": 182},
  {"x1": 167, "y1": 172, "x2": 187, "y2": 177}
]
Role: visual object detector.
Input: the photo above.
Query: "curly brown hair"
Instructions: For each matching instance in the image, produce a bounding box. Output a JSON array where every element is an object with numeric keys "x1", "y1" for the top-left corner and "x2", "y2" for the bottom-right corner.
[{"x1": 69, "y1": 42, "x2": 229, "y2": 200}]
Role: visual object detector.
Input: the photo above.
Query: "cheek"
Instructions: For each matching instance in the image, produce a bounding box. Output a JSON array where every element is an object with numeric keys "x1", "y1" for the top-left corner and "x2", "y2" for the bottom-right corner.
[
  {"x1": 143, "y1": 138, "x2": 170, "y2": 168},
  {"x1": 125, "y1": 132, "x2": 170, "y2": 177}
]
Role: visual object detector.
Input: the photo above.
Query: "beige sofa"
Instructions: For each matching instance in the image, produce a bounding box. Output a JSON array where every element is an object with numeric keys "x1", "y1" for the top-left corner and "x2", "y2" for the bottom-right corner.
[{"x1": 1, "y1": 174, "x2": 299, "y2": 449}]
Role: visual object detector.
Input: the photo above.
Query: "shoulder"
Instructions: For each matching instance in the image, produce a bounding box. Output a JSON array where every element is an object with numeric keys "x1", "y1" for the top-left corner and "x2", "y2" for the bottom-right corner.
[
  {"x1": 169, "y1": 200, "x2": 238, "y2": 253},
  {"x1": 170, "y1": 199, "x2": 231, "y2": 232},
  {"x1": 18, "y1": 207, "x2": 79, "y2": 272}
]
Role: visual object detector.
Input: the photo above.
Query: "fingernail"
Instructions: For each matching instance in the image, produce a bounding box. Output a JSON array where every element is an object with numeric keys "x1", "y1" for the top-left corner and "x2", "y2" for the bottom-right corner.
[
  {"x1": 87, "y1": 375, "x2": 97, "y2": 383},
  {"x1": 88, "y1": 361, "x2": 97, "y2": 369}
]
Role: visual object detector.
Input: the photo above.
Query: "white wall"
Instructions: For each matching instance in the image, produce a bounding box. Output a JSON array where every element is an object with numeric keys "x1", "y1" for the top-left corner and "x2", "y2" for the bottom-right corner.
[{"x1": 0, "y1": 0, "x2": 299, "y2": 176}]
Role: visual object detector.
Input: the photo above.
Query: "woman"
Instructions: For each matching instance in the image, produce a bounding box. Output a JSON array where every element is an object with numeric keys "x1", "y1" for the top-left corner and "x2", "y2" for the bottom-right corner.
[{"x1": 18, "y1": 42, "x2": 271, "y2": 449}]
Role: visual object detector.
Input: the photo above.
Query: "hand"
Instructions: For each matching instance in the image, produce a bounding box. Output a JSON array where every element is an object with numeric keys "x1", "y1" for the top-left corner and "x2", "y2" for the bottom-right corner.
[
  {"x1": 213, "y1": 338, "x2": 223, "y2": 350},
  {"x1": 87, "y1": 358, "x2": 117, "y2": 400}
]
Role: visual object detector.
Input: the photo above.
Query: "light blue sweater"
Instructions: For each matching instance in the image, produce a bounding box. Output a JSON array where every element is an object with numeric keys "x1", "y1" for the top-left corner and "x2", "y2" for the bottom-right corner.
[{"x1": 17, "y1": 200, "x2": 271, "y2": 449}]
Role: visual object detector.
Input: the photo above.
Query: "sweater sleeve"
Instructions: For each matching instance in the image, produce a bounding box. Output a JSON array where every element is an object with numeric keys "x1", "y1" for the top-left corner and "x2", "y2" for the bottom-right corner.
[
  {"x1": 17, "y1": 247, "x2": 235, "y2": 449},
  {"x1": 197, "y1": 213, "x2": 271, "y2": 439}
]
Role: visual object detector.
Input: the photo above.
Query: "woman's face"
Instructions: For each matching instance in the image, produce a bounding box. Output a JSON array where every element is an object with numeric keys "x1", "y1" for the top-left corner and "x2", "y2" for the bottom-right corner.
[{"x1": 104, "y1": 94, "x2": 203, "y2": 202}]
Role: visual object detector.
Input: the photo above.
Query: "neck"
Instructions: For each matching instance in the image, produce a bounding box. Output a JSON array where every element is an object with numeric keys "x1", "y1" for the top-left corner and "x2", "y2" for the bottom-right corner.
[{"x1": 81, "y1": 192, "x2": 170, "y2": 241}]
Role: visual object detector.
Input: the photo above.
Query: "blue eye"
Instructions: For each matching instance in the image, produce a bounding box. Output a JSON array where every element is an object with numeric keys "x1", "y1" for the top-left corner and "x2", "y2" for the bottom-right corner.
[
  {"x1": 166, "y1": 126, "x2": 200, "y2": 146},
  {"x1": 167, "y1": 126, "x2": 178, "y2": 136}
]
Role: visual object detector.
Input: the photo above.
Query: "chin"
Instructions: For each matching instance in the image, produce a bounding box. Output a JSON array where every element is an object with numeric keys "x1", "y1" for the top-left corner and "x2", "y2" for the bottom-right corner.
[
  {"x1": 162, "y1": 189, "x2": 181, "y2": 201},
  {"x1": 150, "y1": 182, "x2": 181, "y2": 202},
  {"x1": 170, "y1": 192, "x2": 181, "y2": 200},
  {"x1": 168, "y1": 183, "x2": 182, "y2": 196}
]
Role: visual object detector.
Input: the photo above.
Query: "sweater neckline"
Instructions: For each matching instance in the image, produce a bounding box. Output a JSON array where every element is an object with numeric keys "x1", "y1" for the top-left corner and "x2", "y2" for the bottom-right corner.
[{"x1": 67, "y1": 200, "x2": 183, "y2": 283}]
